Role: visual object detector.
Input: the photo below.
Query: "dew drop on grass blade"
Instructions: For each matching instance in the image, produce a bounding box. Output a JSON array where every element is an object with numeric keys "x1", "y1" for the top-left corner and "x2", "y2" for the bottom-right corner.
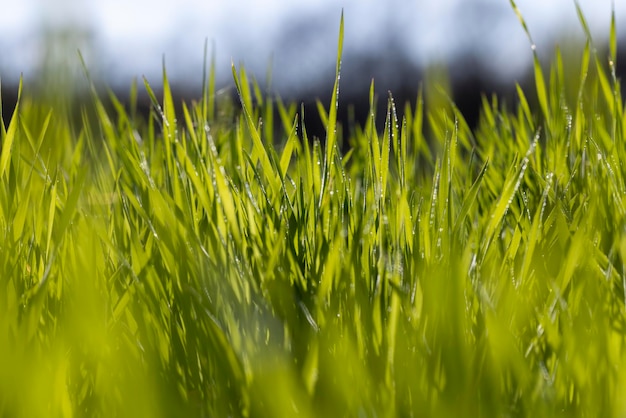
[
  {"x1": 380, "y1": 96, "x2": 392, "y2": 201},
  {"x1": 319, "y1": 11, "x2": 344, "y2": 208},
  {"x1": 483, "y1": 129, "x2": 538, "y2": 255},
  {"x1": 232, "y1": 62, "x2": 277, "y2": 195},
  {"x1": 299, "y1": 103, "x2": 315, "y2": 195},
  {"x1": 510, "y1": 0, "x2": 549, "y2": 122}
]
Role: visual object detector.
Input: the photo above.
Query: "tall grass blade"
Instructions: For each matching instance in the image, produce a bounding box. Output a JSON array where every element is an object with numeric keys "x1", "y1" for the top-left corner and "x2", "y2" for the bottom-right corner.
[
  {"x1": 510, "y1": 0, "x2": 549, "y2": 121},
  {"x1": 232, "y1": 62, "x2": 277, "y2": 194},
  {"x1": 453, "y1": 160, "x2": 488, "y2": 233},
  {"x1": 320, "y1": 11, "x2": 344, "y2": 206},
  {"x1": 483, "y1": 129, "x2": 538, "y2": 253},
  {"x1": 610, "y1": 5, "x2": 617, "y2": 65},
  {"x1": 0, "y1": 77, "x2": 22, "y2": 180},
  {"x1": 575, "y1": 1, "x2": 593, "y2": 43}
]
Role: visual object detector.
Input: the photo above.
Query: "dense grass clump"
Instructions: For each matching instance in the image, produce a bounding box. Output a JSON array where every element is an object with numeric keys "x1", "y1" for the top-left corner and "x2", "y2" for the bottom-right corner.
[{"x1": 2, "y1": 4, "x2": 626, "y2": 417}]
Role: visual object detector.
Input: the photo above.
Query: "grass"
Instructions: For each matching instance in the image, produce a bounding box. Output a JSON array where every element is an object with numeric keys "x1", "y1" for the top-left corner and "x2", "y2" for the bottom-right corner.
[{"x1": 1, "y1": 3, "x2": 626, "y2": 417}]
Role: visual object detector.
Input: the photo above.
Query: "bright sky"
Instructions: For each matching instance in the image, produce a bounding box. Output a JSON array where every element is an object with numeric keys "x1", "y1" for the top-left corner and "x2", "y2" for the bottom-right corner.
[{"x1": 0, "y1": 0, "x2": 622, "y2": 93}]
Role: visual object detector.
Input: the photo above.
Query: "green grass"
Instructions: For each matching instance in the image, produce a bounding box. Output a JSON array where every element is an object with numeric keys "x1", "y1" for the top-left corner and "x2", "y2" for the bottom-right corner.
[{"x1": 2, "y1": 4, "x2": 626, "y2": 417}]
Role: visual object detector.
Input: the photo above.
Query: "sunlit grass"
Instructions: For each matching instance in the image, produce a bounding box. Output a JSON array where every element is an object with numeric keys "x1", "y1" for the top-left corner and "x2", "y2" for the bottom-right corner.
[{"x1": 1, "y1": 3, "x2": 626, "y2": 417}]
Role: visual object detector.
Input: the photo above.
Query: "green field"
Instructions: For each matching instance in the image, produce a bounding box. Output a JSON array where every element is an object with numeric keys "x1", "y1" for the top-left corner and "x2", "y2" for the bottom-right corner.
[{"x1": 1, "y1": 3, "x2": 626, "y2": 417}]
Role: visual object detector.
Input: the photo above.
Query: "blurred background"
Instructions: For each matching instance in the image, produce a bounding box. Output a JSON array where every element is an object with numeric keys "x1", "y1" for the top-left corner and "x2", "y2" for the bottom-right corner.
[{"x1": 0, "y1": 0, "x2": 624, "y2": 130}]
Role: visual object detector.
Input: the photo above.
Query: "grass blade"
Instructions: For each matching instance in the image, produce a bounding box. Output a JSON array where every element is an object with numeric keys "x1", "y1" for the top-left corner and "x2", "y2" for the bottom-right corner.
[
  {"x1": 510, "y1": 0, "x2": 549, "y2": 121},
  {"x1": 232, "y1": 62, "x2": 277, "y2": 194},
  {"x1": 0, "y1": 77, "x2": 22, "y2": 180},
  {"x1": 319, "y1": 10, "x2": 344, "y2": 206}
]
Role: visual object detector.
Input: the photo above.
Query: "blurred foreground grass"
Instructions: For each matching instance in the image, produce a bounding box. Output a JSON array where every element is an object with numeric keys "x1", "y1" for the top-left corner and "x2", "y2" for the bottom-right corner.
[{"x1": 2, "y1": 4, "x2": 626, "y2": 417}]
